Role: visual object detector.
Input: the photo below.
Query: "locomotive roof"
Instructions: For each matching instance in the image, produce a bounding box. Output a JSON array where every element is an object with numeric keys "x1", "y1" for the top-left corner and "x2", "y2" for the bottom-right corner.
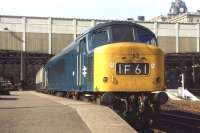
[
  {"x1": 76, "y1": 21, "x2": 152, "y2": 41},
  {"x1": 89, "y1": 21, "x2": 140, "y2": 32}
]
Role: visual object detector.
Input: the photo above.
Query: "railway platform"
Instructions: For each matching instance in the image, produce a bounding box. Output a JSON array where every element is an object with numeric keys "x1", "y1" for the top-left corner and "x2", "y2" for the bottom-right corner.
[{"x1": 0, "y1": 91, "x2": 136, "y2": 133}]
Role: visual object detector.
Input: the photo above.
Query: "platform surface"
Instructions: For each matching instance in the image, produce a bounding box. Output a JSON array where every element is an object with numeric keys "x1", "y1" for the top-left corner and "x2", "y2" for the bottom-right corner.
[{"x1": 0, "y1": 91, "x2": 136, "y2": 133}]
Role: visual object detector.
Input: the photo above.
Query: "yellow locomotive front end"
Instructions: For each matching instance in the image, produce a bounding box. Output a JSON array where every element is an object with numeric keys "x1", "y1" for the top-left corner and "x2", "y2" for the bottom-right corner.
[
  {"x1": 94, "y1": 42, "x2": 165, "y2": 92},
  {"x1": 87, "y1": 21, "x2": 168, "y2": 123}
]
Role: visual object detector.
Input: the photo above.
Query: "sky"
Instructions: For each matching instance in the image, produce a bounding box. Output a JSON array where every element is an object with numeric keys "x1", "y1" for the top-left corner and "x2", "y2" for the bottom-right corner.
[{"x1": 0, "y1": 0, "x2": 199, "y2": 20}]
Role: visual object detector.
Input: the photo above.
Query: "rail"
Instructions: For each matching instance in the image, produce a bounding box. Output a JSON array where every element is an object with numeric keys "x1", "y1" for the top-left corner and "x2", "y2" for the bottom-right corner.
[{"x1": 157, "y1": 111, "x2": 200, "y2": 131}]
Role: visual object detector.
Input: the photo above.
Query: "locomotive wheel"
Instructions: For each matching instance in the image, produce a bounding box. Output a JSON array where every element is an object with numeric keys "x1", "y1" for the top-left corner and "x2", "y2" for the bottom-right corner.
[
  {"x1": 95, "y1": 96, "x2": 102, "y2": 104},
  {"x1": 44, "y1": 89, "x2": 48, "y2": 94},
  {"x1": 66, "y1": 92, "x2": 73, "y2": 99},
  {"x1": 55, "y1": 91, "x2": 64, "y2": 97},
  {"x1": 101, "y1": 93, "x2": 115, "y2": 106},
  {"x1": 72, "y1": 92, "x2": 80, "y2": 100}
]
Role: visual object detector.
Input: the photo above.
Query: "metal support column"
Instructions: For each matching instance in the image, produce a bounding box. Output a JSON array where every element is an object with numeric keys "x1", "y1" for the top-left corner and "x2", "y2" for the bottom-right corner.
[
  {"x1": 197, "y1": 23, "x2": 200, "y2": 52},
  {"x1": 175, "y1": 23, "x2": 180, "y2": 53},
  {"x1": 22, "y1": 17, "x2": 26, "y2": 51},
  {"x1": 91, "y1": 20, "x2": 96, "y2": 27},
  {"x1": 20, "y1": 17, "x2": 26, "y2": 82},
  {"x1": 154, "y1": 22, "x2": 158, "y2": 38},
  {"x1": 73, "y1": 19, "x2": 77, "y2": 41},
  {"x1": 48, "y1": 18, "x2": 52, "y2": 54}
]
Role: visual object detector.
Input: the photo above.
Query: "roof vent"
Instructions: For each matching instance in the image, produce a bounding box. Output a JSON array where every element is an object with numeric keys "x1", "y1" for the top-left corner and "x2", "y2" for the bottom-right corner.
[
  {"x1": 137, "y1": 16, "x2": 145, "y2": 21},
  {"x1": 127, "y1": 18, "x2": 134, "y2": 21}
]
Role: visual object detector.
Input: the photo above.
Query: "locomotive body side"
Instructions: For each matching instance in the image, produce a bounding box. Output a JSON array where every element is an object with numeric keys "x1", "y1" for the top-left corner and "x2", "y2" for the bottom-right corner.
[{"x1": 45, "y1": 36, "x2": 93, "y2": 92}]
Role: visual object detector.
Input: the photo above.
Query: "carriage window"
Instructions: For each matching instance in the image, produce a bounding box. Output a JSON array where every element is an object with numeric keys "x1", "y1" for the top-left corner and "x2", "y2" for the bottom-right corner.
[
  {"x1": 112, "y1": 25, "x2": 135, "y2": 42},
  {"x1": 89, "y1": 30, "x2": 108, "y2": 50}
]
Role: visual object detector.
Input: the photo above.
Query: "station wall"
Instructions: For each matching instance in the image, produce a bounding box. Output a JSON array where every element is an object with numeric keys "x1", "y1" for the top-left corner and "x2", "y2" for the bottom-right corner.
[
  {"x1": 26, "y1": 33, "x2": 49, "y2": 53},
  {"x1": 158, "y1": 36, "x2": 176, "y2": 53},
  {"x1": 0, "y1": 15, "x2": 200, "y2": 54},
  {"x1": 0, "y1": 32, "x2": 22, "y2": 51},
  {"x1": 179, "y1": 37, "x2": 197, "y2": 52},
  {"x1": 52, "y1": 34, "x2": 73, "y2": 54}
]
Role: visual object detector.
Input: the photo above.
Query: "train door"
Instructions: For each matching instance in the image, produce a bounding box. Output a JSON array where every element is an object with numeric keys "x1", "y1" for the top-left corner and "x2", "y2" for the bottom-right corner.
[{"x1": 77, "y1": 38, "x2": 88, "y2": 90}]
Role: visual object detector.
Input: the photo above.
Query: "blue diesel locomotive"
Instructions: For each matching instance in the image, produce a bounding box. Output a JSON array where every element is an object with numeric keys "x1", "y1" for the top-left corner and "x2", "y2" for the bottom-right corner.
[{"x1": 36, "y1": 21, "x2": 168, "y2": 121}]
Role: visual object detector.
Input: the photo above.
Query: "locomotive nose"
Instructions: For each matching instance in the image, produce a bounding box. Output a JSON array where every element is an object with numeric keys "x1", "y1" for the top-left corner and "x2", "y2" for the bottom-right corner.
[{"x1": 94, "y1": 42, "x2": 165, "y2": 92}]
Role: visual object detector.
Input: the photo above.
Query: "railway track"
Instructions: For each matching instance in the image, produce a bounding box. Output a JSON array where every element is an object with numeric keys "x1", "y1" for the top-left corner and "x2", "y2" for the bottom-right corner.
[
  {"x1": 190, "y1": 89, "x2": 200, "y2": 96},
  {"x1": 156, "y1": 111, "x2": 200, "y2": 132},
  {"x1": 42, "y1": 91, "x2": 200, "y2": 132}
]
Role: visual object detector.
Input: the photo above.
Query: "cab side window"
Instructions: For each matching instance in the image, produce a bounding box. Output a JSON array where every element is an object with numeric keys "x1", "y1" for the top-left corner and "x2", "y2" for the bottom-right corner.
[
  {"x1": 80, "y1": 38, "x2": 87, "y2": 54},
  {"x1": 89, "y1": 29, "x2": 108, "y2": 50}
]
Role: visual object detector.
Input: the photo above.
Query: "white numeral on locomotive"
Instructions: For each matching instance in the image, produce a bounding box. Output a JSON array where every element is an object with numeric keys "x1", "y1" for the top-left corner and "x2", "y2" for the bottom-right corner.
[
  {"x1": 135, "y1": 64, "x2": 142, "y2": 74},
  {"x1": 144, "y1": 64, "x2": 147, "y2": 74}
]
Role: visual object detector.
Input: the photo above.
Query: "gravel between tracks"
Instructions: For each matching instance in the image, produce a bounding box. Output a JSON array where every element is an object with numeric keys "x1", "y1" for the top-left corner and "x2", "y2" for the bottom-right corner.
[{"x1": 161, "y1": 99, "x2": 200, "y2": 115}]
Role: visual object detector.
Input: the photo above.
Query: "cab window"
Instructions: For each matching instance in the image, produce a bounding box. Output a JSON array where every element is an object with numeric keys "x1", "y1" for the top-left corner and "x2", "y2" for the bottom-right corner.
[
  {"x1": 135, "y1": 26, "x2": 157, "y2": 46},
  {"x1": 112, "y1": 25, "x2": 135, "y2": 42},
  {"x1": 89, "y1": 29, "x2": 108, "y2": 50}
]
